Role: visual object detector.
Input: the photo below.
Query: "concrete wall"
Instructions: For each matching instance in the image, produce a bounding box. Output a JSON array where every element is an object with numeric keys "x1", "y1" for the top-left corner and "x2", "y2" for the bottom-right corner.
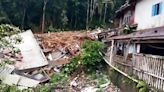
[{"x1": 135, "y1": 0, "x2": 164, "y2": 30}]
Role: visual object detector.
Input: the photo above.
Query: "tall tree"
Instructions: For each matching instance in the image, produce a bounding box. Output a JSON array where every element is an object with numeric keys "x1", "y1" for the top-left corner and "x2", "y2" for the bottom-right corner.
[
  {"x1": 0, "y1": 0, "x2": 126, "y2": 31},
  {"x1": 86, "y1": 0, "x2": 90, "y2": 30},
  {"x1": 42, "y1": 0, "x2": 48, "y2": 33}
]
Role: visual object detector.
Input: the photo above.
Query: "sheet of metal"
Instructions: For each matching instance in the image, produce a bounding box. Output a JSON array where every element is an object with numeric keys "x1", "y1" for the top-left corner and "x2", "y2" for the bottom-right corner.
[
  {"x1": 0, "y1": 65, "x2": 15, "y2": 77},
  {"x1": 109, "y1": 26, "x2": 164, "y2": 40},
  {"x1": 3, "y1": 74, "x2": 40, "y2": 87},
  {"x1": 14, "y1": 30, "x2": 48, "y2": 70},
  {"x1": 2, "y1": 74, "x2": 20, "y2": 85},
  {"x1": 18, "y1": 75, "x2": 40, "y2": 87}
]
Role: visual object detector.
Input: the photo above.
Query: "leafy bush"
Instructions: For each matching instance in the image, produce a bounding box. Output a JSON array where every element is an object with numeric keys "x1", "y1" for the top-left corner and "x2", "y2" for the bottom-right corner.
[
  {"x1": 62, "y1": 55, "x2": 81, "y2": 74},
  {"x1": 81, "y1": 40, "x2": 104, "y2": 66},
  {"x1": 0, "y1": 24, "x2": 21, "y2": 37},
  {"x1": 136, "y1": 80, "x2": 149, "y2": 92},
  {"x1": 50, "y1": 72, "x2": 68, "y2": 85},
  {"x1": 62, "y1": 40, "x2": 104, "y2": 75},
  {"x1": 123, "y1": 25, "x2": 137, "y2": 34},
  {"x1": 35, "y1": 84, "x2": 50, "y2": 92},
  {"x1": 0, "y1": 80, "x2": 19, "y2": 92},
  {"x1": 0, "y1": 24, "x2": 22, "y2": 49}
]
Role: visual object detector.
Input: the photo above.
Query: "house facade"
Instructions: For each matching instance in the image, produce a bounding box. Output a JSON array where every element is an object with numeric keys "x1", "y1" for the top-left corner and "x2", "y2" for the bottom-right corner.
[
  {"x1": 102, "y1": 0, "x2": 164, "y2": 91},
  {"x1": 116, "y1": 0, "x2": 164, "y2": 30},
  {"x1": 135, "y1": 0, "x2": 164, "y2": 30},
  {"x1": 116, "y1": 0, "x2": 136, "y2": 28}
]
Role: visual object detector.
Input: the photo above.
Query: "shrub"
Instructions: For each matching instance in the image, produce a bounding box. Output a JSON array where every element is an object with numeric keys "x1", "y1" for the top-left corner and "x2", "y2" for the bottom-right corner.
[
  {"x1": 81, "y1": 40, "x2": 104, "y2": 66},
  {"x1": 62, "y1": 40, "x2": 105, "y2": 75},
  {"x1": 0, "y1": 24, "x2": 22, "y2": 49}
]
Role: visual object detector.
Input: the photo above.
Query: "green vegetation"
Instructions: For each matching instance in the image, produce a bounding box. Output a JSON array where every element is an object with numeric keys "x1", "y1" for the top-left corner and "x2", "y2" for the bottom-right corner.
[
  {"x1": 136, "y1": 80, "x2": 149, "y2": 92},
  {"x1": 50, "y1": 72, "x2": 68, "y2": 85},
  {"x1": 35, "y1": 84, "x2": 51, "y2": 92},
  {"x1": 0, "y1": 24, "x2": 22, "y2": 67},
  {"x1": 108, "y1": 67, "x2": 152, "y2": 92},
  {"x1": 108, "y1": 68, "x2": 138, "y2": 91},
  {"x1": 62, "y1": 40, "x2": 105, "y2": 75},
  {"x1": 81, "y1": 40, "x2": 105, "y2": 66},
  {"x1": 0, "y1": 24, "x2": 22, "y2": 48},
  {"x1": 123, "y1": 25, "x2": 137, "y2": 34},
  {"x1": 0, "y1": 59, "x2": 14, "y2": 66},
  {"x1": 0, "y1": 0, "x2": 125, "y2": 31},
  {"x1": 0, "y1": 81, "x2": 18, "y2": 92},
  {"x1": 62, "y1": 55, "x2": 81, "y2": 75}
]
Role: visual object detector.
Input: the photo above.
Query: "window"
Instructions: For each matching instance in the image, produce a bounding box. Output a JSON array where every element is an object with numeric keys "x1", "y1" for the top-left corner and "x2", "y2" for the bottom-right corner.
[
  {"x1": 116, "y1": 42, "x2": 124, "y2": 56},
  {"x1": 152, "y1": 2, "x2": 163, "y2": 16},
  {"x1": 123, "y1": 11, "x2": 132, "y2": 25},
  {"x1": 140, "y1": 43, "x2": 164, "y2": 56}
]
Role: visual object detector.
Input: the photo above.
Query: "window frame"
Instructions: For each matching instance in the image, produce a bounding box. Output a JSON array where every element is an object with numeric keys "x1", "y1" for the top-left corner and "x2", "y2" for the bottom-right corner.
[{"x1": 152, "y1": 2, "x2": 163, "y2": 16}]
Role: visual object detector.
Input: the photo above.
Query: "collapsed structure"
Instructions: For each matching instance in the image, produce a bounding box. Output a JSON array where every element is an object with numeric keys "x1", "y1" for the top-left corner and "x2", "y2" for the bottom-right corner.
[{"x1": 0, "y1": 29, "x2": 100, "y2": 89}]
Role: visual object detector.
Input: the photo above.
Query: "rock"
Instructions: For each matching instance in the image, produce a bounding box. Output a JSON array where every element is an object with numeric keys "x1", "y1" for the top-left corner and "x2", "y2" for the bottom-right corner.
[
  {"x1": 53, "y1": 67, "x2": 60, "y2": 73},
  {"x1": 70, "y1": 77, "x2": 78, "y2": 87},
  {"x1": 81, "y1": 86, "x2": 98, "y2": 92},
  {"x1": 100, "y1": 82, "x2": 111, "y2": 88},
  {"x1": 33, "y1": 73, "x2": 45, "y2": 80}
]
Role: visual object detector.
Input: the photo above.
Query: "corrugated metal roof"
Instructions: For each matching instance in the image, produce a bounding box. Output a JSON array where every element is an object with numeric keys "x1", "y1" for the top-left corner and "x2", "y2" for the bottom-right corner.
[
  {"x1": 14, "y1": 30, "x2": 48, "y2": 70},
  {"x1": 108, "y1": 26, "x2": 164, "y2": 40},
  {"x1": 116, "y1": 0, "x2": 137, "y2": 14}
]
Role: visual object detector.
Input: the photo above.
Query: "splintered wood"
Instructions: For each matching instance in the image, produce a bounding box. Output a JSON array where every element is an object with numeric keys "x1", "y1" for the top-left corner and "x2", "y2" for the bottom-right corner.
[
  {"x1": 35, "y1": 31, "x2": 88, "y2": 51},
  {"x1": 35, "y1": 31, "x2": 94, "y2": 65}
]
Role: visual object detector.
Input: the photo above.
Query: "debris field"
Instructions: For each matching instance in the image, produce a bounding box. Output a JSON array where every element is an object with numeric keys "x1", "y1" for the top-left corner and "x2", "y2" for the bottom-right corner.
[{"x1": 0, "y1": 29, "x2": 120, "y2": 92}]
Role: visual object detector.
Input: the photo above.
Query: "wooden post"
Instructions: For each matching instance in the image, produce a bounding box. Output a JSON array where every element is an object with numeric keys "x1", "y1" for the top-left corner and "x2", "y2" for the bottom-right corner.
[
  {"x1": 137, "y1": 44, "x2": 140, "y2": 53},
  {"x1": 110, "y1": 40, "x2": 114, "y2": 64}
]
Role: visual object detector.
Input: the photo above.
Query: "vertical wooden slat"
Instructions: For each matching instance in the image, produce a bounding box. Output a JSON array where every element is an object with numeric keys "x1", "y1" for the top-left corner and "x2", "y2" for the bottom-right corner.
[{"x1": 132, "y1": 53, "x2": 164, "y2": 91}]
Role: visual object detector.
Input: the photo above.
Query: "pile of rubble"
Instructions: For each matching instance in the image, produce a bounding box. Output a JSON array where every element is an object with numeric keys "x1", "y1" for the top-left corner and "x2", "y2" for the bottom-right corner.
[
  {"x1": 0, "y1": 29, "x2": 101, "y2": 90},
  {"x1": 35, "y1": 31, "x2": 100, "y2": 66},
  {"x1": 0, "y1": 30, "x2": 50, "y2": 89}
]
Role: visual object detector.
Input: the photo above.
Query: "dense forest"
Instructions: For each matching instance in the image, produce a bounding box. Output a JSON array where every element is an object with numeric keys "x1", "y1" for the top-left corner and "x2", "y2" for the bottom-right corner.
[{"x1": 0, "y1": 0, "x2": 125, "y2": 32}]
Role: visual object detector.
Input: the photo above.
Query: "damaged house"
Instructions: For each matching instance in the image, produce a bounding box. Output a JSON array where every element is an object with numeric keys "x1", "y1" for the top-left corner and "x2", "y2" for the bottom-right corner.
[{"x1": 103, "y1": 0, "x2": 164, "y2": 91}]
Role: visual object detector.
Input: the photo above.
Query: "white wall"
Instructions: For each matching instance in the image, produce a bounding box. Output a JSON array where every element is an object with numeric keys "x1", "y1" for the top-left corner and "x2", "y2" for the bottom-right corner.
[{"x1": 135, "y1": 0, "x2": 164, "y2": 30}]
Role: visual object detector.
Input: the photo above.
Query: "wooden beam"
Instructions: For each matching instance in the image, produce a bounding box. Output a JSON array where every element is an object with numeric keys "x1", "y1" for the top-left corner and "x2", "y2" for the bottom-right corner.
[{"x1": 133, "y1": 68, "x2": 164, "y2": 80}]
